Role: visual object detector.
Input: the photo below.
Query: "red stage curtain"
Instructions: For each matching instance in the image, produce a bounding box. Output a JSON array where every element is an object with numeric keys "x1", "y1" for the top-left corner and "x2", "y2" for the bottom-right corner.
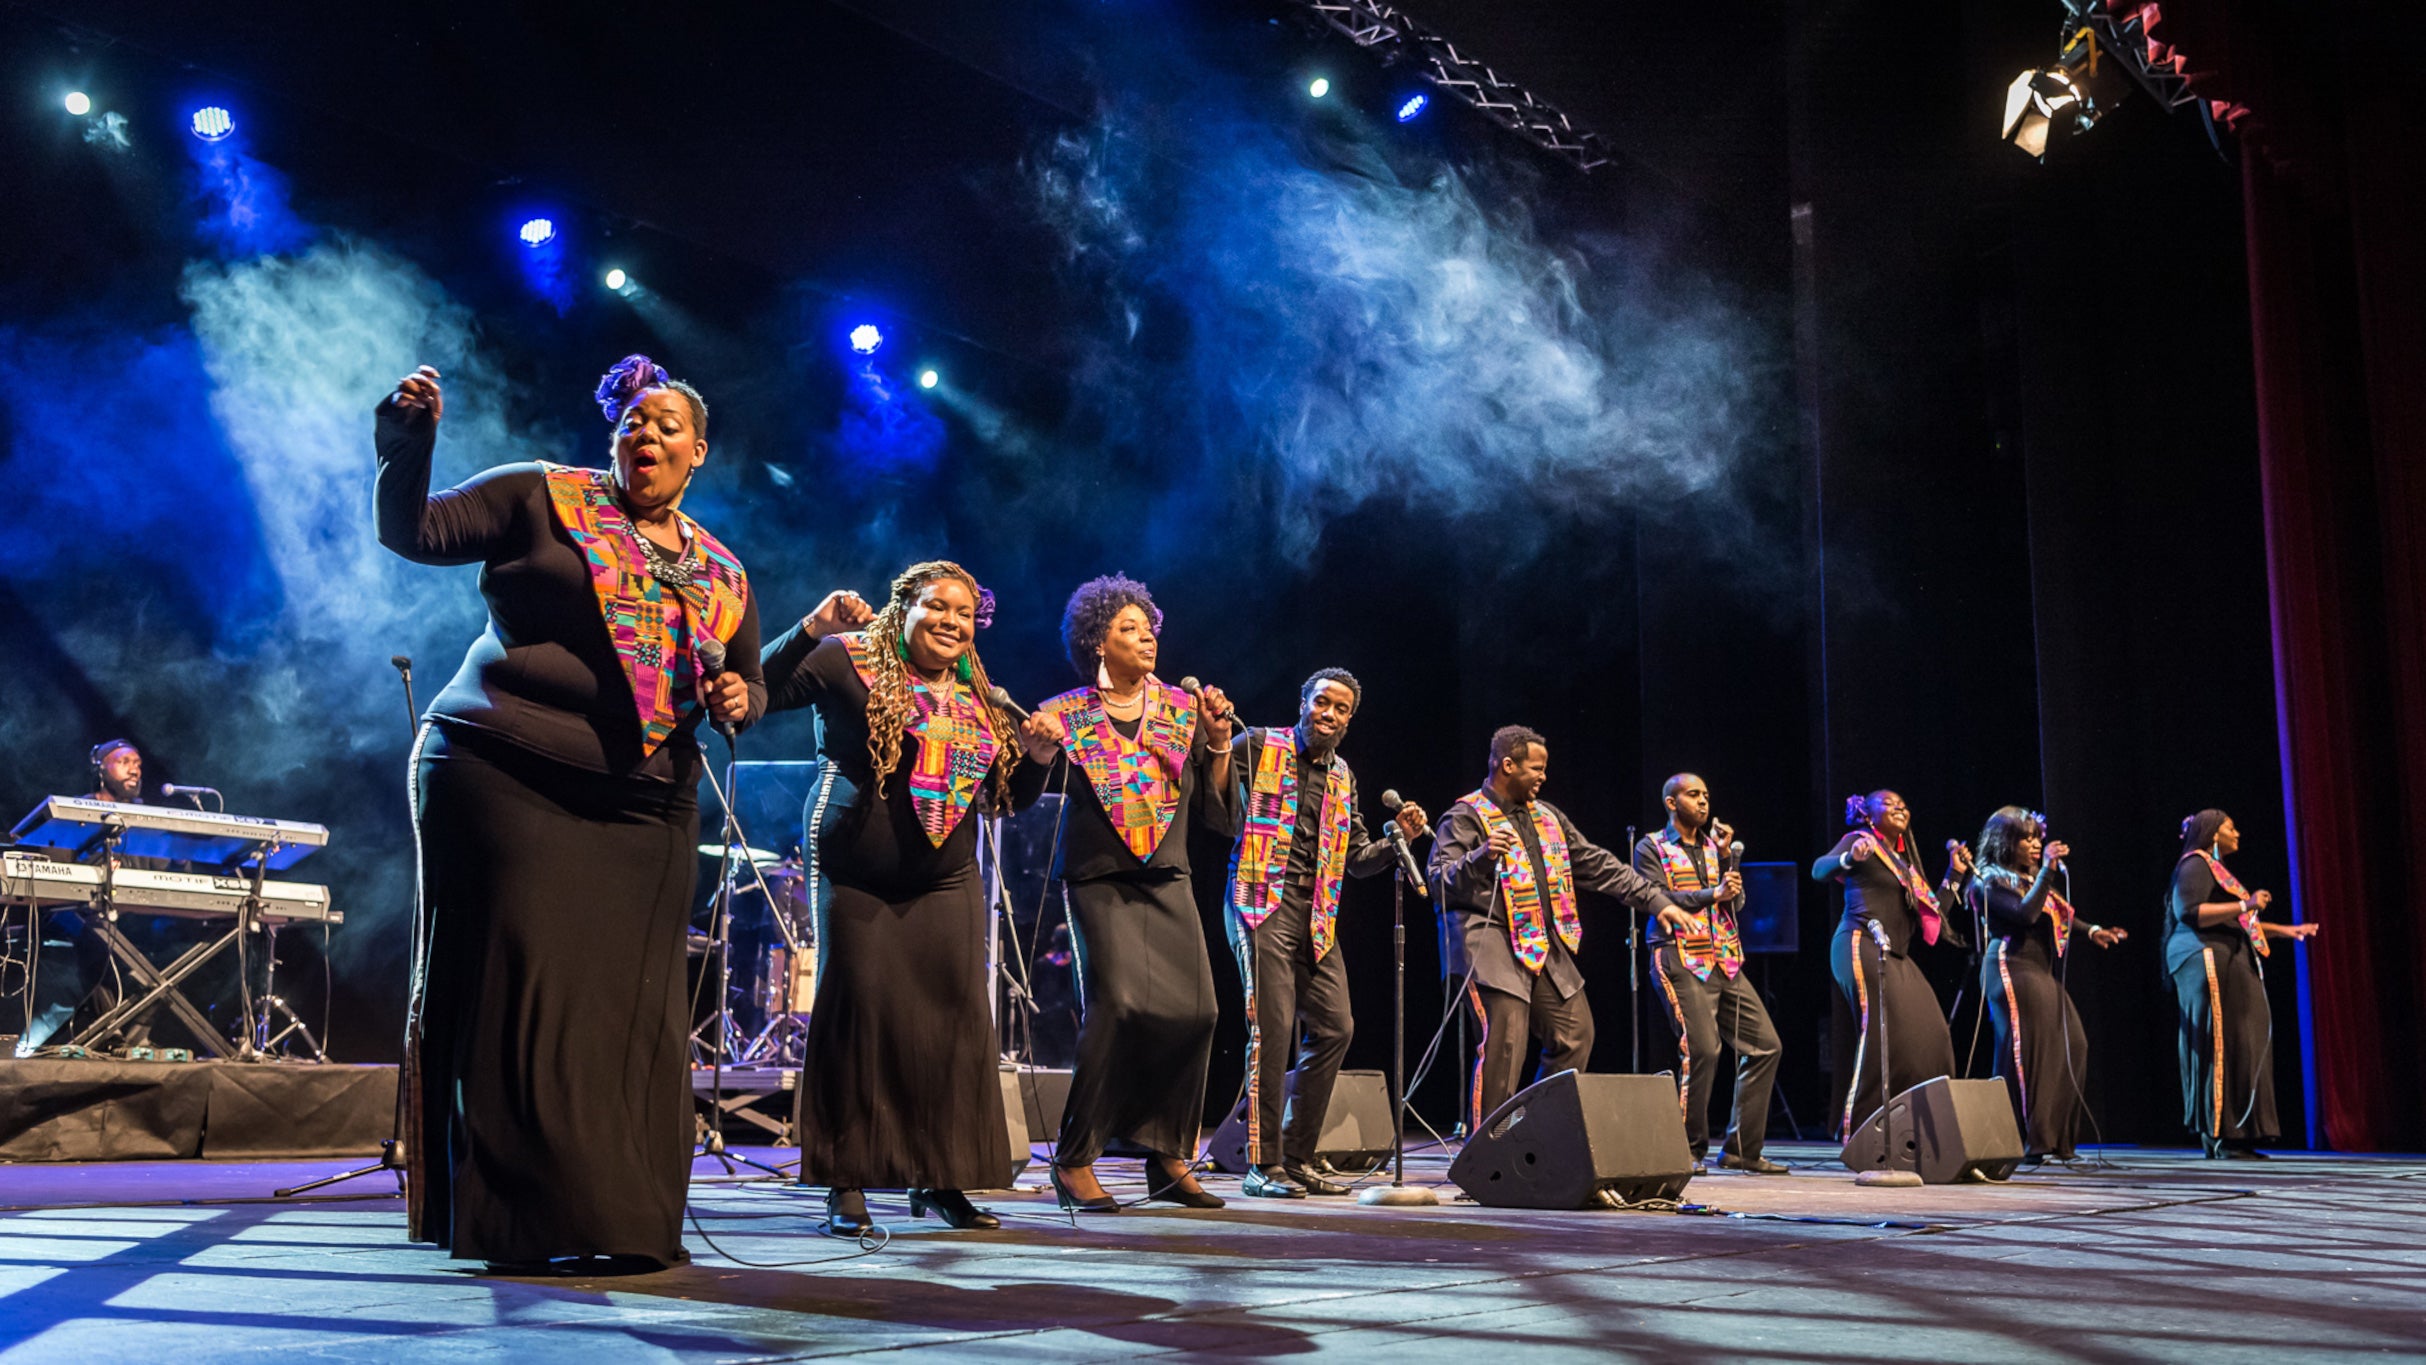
[{"x1": 2154, "y1": 0, "x2": 2426, "y2": 1149}]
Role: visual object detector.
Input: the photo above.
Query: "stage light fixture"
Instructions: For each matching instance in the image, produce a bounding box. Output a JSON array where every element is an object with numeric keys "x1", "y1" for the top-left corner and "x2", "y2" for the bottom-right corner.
[
  {"x1": 518, "y1": 218, "x2": 556, "y2": 247},
  {"x1": 189, "y1": 105, "x2": 233, "y2": 142},
  {"x1": 918, "y1": 369, "x2": 940, "y2": 390},
  {"x1": 1396, "y1": 92, "x2": 1429, "y2": 122},
  {"x1": 849, "y1": 324, "x2": 884, "y2": 355},
  {"x1": 1308, "y1": 77, "x2": 1331, "y2": 99},
  {"x1": 604, "y1": 268, "x2": 629, "y2": 291},
  {"x1": 2001, "y1": 22, "x2": 2134, "y2": 160},
  {"x1": 64, "y1": 91, "x2": 91, "y2": 116}
]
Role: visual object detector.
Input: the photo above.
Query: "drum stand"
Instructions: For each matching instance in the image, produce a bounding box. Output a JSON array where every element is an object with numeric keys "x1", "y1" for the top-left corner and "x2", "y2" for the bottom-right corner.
[{"x1": 249, "y1": 922, "x2": 327, "y2": 1061}]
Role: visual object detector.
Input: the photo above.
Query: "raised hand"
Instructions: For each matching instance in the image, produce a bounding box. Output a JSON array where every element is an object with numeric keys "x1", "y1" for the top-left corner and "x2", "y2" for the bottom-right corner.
[
  {"x1": 1194, "y1": 684, "x2": 1235, "y2": 749},
  {"x1": 2042, "y1": 839, "x2": 2071, "y2": 867},
  {"x1": 390, "y1": 365, "x2": 444, "y2": 423},
  {"x1": 1946, "y1": 841, "x2": 1975, "y2": 877},
  {"x1": 1844, "y1": 836, "x2": 1874, "y2": 865},
  {"x1": 1720, "y1": 870, "x2": 1745, "y2": 900},
  {"x1": 806, "y1": 590, "x2": 874, "y2": 638},
  {"x1": 1018, "y1": 710, "x2": 1067, "y2": 763},
  {"x1": 1393, "y1": 802, "x2": 1429, "y2": 842},
  {"x1": 1487, "y1": 825, "x2": 1518, "y2": 859},
  {"x1": 2250, "y1": 889, "x2": 2274, "y2": 912}
]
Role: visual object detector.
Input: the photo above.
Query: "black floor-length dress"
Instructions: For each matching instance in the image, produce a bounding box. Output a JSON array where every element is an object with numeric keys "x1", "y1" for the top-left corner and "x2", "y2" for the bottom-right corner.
[
  {"x1": 376, "y1": 401, "x2": 764, "y2": 1263},
  {"x1": 2166, "y1": 853, "x2": 2278, "y2": 1146},
  {"x1": 1816, "y1": 831, "x2": 1959, "y2": 1139},
  {"x1": 762, "y1": 626, "x2": 1046, "y2": 1190},
  {"x1": 1976, "y1": 871, "x2": 2090, "y2": 1157},
  {"x1": 1036, "y1": 685, "x2": 1230, "y2": 1166}
]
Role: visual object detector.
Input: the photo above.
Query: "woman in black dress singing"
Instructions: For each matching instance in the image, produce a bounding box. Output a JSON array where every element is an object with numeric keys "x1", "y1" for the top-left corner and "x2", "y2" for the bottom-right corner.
[
  {"x1": 1814, "y1": 790, "x2": 1973, "y2": 1140},
  {"x1": 1024, "y1": 575, "x2": 1234, "y2": 1212},
  {"x1": 1970, "y1": 807, "x2": 2125, "y2": 1163},
  {"x1": 762, "y1": 560, "x2": 1055, "y2": 1234},
  {"x1": 2167, "y1": 810, "x2": 2317, "y2": 1158},
  {"x1": 376, "y1": 355, "x2": 763, "y2": 1273}
]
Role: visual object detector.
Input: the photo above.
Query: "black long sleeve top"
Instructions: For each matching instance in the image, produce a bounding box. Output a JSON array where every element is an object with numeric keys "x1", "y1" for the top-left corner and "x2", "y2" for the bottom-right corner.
[
  {"x1": 2166, "y1": 855, "x2": 2253, "y2": 975},
  {"x1": 1046, "y1": 709, "x2": 1238, "y2": 883},
  {"x1": 1630, "y1": 827, "x2": 1735, "y2": 948},
  {"x1": 1431, "y1": 795, "x2": 1674, "y2": 998},
  {"x1": 373, "y1": 402, "x2": 764, "y2": 784},
  {"x1": 1228, "y1": 726, "x2": 1396, "y2": 914},
  {"x1": 761, "y1": 625, "x2": 1048, "y2": 900},
  {"x1": 1813, "y1": 829, "x2": 1946, "y2": 957},
  {"x1": 1975, "y1": 869, "x2": 2067, "y2": 969}
]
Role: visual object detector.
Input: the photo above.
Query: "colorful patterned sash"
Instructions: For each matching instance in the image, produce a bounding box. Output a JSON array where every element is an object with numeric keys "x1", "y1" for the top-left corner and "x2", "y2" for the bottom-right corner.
[
  {"x1": 1461, "y1": 790, "x2": 1580, "y2": 973},
  {"x1": 2191, "y1": 850, "x2": 2268, "y2": 957},
  {"x1": 1228, "y1": 727, "x2": 1353, "y2": 960},
  {"x1": 1653, "y1": 828, "x2": 1743, "y2": 980},
  {"x1": 1978, "y1": 864, "x2": 2078, "y2": 957},
  {"x1": 542, "y1": 466, "x2": 749, "y2": 757},
  {"x1": 1857, "y1": 827, "x2": 1943, "y2": 946},
  {"x1": 1039, "y1": 680, "x2": 1197, "y2": 862},
  {"x1": 836, "y1": 632, "x2": 1001, "y2": 846}
]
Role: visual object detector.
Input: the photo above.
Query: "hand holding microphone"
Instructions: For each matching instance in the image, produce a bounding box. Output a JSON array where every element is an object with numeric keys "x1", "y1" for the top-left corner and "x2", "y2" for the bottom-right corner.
[
  {"x1": 1178, "y1": 676, "x2": 1237, "y2": 748},
  {"x1": 991, "y1": 687, "x2": 1069, "y2": 762},
  {"x1": 1377, "y1": 789, "x2": 1431, "y2": 890},
  {"x1": 695, "y1": 638, "x2": 746, "y2": 737}
]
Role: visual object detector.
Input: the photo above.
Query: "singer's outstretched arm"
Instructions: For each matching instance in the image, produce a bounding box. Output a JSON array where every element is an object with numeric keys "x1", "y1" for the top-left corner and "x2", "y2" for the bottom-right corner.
[
  {"x1": 373, "y1": 396, "x2": 532, "y2": 565},
  {"x1": 1556, "y1": 807, "x2": 1675, "y2": 913}
]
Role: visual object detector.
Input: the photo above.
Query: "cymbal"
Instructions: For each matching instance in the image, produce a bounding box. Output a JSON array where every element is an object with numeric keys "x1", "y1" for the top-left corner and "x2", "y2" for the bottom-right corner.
[{"x1": 699, "y1": 843, "x2": 781, "y2": 864}]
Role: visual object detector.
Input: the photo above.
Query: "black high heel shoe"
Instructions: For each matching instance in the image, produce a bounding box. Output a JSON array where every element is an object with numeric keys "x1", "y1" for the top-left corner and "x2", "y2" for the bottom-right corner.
[
  {"x1": 908, "y1": 1187, "x2": 1000, "y2": 1229},
  {"x1": 1145, "y1": 1160, "x2": 1226, "y2": 1210},
  {"x1": 824, "y1": 1187, "x2": 871, "y2": 1238},
  {"x1": 1049, "y1": 1163, "x2": 1120, "y2": 1213}
]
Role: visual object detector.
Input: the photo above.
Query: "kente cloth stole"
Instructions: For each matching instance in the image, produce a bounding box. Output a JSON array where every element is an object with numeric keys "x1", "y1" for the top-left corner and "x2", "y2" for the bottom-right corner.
[
  {"x1": 2192, "y1": 850, "x2": 2268, "y2": 957},
  {"x1": 1654, "y1": 830, "x2": 1743, "y2": 981},
  {"x1": 1038, "y1": 680, "x2": 1197, "y2": 861},
  {"x1": 1979, "y1": 866, "x2": 2078, "y2": 957},
  {"x1": 542, "y1": 466, "x2": 749, "y2": 757},
  {"x1": 836, "y1": 632, "x2": 1001, "y2": 846},
  {"x1": 1462, "y1": 790, "x2": 1580, "y2": 973},
  {"x1": 1861, "y1": 828, "x2": 1943, "y2": 946},
  {"x1": 1228, "y1": 728, "x2": 1353, "y2": 959}
]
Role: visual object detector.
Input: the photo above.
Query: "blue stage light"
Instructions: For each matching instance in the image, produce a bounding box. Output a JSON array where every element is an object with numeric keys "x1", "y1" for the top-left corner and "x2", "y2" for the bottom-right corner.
[
  {"x1": 64, "y1": 91, "x2": 91, "y2": 117},
  {"x1": 190, "y1": 106, "x2": 234, "y2": 142},
  {"x1": 518, "y1": 218, "x2": 556, "y2": 247},
  {"x1": 918, "y1": 369, "x2": 940, "y2": 390},
  {"x1": 1396, "y1": 93, "x2": 1429, "y2": 122},
  {"x1": 849, "y1": 324, "x2": 885, "y2": 355},
  {"x1": 1308, "y1": 77, "x2": 1331, "y2": 99}
]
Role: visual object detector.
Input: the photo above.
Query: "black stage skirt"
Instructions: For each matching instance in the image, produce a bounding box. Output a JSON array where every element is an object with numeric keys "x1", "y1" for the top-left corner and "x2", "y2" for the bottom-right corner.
[
  {"x1": 1982, "y1": 941, "x2": 2089, "y2": 1156},
  {"x1": 795, "y1": 863, "x2": 1011, "y2": 1190},
  {"x1": 409, "y1": 721, "x2": 697, "y2": 1263},
  {"x1": 1055, "y1": 870, "x2": 1219, "y2": 1165},
  {"x1": 1830, "y1": 924, "x2": 1957, "y2": 1140},
  {"x1": 2172, "y1": 938, "x2": 2278, "y2": 1143}
]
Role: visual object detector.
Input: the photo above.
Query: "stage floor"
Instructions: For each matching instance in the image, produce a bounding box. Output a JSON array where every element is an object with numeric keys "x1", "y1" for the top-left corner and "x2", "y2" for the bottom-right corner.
[{"x1": 1, "y1": 1140, "x2": 2420, "y2": 1361}]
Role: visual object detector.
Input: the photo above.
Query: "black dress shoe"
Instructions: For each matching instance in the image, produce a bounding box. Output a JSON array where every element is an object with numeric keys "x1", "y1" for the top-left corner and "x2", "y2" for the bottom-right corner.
[
  {"x1": 2222, "y1": 1144, "x2": 2272, "y2": 1161},
  {"x1": 1050, "y1": 1163, "x2": 1120, "y2": 1213},
  {"x1": 1283, "y1": 1163, "x2": 1350, "y2": 1197},
  {"x1": 909, "y1": 1188, "x2": 1000, "y2": 1229},
  {"x1": 1718, "y1": 1154, "x2": 1790, "y2": 1175},
  {"x1": 1145, "y1": 1161, "x2": 1227, "y2": 1209},
  {"x1": 1241, "y1": 1165, "x2": 1306, "y2": 1199},
  {"x1": 825, "y1": 1187, "x2": 871, "y2": 1237}
]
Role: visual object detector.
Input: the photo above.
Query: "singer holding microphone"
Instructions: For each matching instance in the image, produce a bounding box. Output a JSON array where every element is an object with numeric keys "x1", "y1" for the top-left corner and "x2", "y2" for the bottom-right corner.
[
  {"x1": 1814, "y1": 790, "x2": 1971, "y2": 1142},
  {"x1": 759, "y1": 560, "x2": 1056, "y2": 1233},
  {"x1": 1632, "y1": 774, "x2": 1785, "y2": 1174},
  {"x1": 1019, "y1": 575, "x2": 1233, "y2": 1212},
  {"x1": 375, "y1": 355, "x2": 763, "y2": 1274},
  {"x1": 1430, "y1": 727, "x2": 1677, "y2": 1139},
  {"x1": 2167, "y1": 810, "x2": 2316, "y2": 1159},
  {"x1": 1970, "y1": 808, "x2": 2123, "y2": 1164},
  {"x1": 1223, "y1": 668, "x2": 1423, "y2": 1199}
]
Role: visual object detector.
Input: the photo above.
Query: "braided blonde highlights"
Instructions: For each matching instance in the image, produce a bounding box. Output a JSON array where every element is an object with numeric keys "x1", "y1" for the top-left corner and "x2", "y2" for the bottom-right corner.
[{"x1": 863, "y1": 560, "x2": 1019, "y2": 809}]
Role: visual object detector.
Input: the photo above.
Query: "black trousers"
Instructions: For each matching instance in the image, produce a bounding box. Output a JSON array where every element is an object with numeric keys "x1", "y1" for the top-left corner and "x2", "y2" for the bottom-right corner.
[
  {"x1": 1466, "y1": 972, "x2": 1594, "y2": 1131},
  {"x1": 1226, "y1": 901, "x2": 1352, "y2": 1168},
  {"x1": 1983, "y1": 941, "x2": 2089, "y2": 1157},
  {"x1": 1650, "y1": 944, "x2": 1781, "y2": 1160},
  {"x1": 1830, "y1": 927, "x2": 1957, "y2": 1141}
]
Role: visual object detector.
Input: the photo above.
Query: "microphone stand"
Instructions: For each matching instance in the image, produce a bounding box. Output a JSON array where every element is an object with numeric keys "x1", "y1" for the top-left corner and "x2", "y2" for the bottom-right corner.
[
  {"x1": 1851, "y1": 916, "x2": 1921, "y2": 1186},
  {"x1": 1626, "y1": 825, "x2": 1640, "y2": 1074},
  {"x1": 693, "y1": 729, "x2": 791, "y2": 1181},
  {"x1": 1360, "y1": 823, "x2": 1440, "y2": 1207}
]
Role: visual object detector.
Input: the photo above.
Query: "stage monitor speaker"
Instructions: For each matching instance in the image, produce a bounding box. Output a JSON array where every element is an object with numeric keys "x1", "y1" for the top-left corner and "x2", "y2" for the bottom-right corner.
[
  {"x1": 1205, "y1": 1069, "x2": 1393, "y2": 1174},
  {"x1": 1003, "y1": 1064, "x2": 1071, "y2": 1151},
  {"x1": 996, "y1": 1066, "x2": 1035, "y2": 1187},
  {"x1": 1735, "y1": 861, "x2": 1799, "y2": 954},
  {"x1": 1447, "y1": 1070, "x2": 1695, "y2": 1209},
  {"x1": 1840, "y1": 1076, "x2": 2023, "y2": 1184}
]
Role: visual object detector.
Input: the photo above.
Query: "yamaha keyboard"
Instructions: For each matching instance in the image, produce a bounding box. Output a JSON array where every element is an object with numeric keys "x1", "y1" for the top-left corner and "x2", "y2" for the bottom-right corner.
[
  {"x1": 9, "y1": 797, "x2": 327, "y2": 871},
  {"x1": 0, "y1": 851, "x2": 338, "y2": 925}
]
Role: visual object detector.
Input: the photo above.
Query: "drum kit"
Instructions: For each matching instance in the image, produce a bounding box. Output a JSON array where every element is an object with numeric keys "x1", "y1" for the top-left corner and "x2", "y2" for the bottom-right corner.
[{"x1": 692, "y1": 842, "x2": 814, "y2": 1066}]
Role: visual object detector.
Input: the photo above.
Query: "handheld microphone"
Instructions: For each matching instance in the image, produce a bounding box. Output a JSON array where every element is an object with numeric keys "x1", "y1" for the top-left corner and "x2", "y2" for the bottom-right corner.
[
  {"x1": 1379, "y1": 790, "x2": 1432, "y2": 839},
  {"x1": 695, "y1": 637, "x2": 736, "y2": 739},
  {"x1": 160, "y1": 783, "x2": 221, "y2": 798},
  {"x1": 1177, "y1": 676, "x2": 1233, "y2": 723},
  {"x1": 986, "y1": 685, "x2": 1031, "y2": 722},
  {"x1": 1376, "y1": 790, "x2": 1431, "y2": 889}
]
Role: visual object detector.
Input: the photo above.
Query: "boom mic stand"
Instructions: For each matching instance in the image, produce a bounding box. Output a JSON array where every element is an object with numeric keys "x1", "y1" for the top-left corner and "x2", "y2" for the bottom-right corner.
[
  {"x1": 276, "y1": 656, "x2": 420, "y2": 1199},
  {"x1": 1626, "y1": 825, "x2": 1641, "y2": 1074},
  {"x1": 1362, "y1": 807, "x2": 1440, "y2": 1207}
]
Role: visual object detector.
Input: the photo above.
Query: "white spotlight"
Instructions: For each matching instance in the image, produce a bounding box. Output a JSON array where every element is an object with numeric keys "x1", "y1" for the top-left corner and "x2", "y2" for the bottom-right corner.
[
  {"x1": 918, "y1": 369, "x2": 940, "y2": 390},
  {"x1": 604, "y1": 268, "x2": 629, "y2": 291},
  {"x1": 64, "y1": 91, "x2": 91, "y2": 117},
  {"x1": 1308, "y1": 77, "x2": 1331, "y2": 99}
]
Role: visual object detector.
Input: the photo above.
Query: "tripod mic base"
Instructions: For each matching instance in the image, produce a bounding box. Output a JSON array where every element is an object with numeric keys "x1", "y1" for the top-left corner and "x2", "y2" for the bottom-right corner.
[{"x1": 1358, "y1": 1184, "x2": 1442, "y2": 1206}]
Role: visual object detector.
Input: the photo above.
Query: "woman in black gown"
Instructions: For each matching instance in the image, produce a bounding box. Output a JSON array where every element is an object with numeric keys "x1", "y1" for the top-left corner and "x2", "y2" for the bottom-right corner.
[
  {"x1": 762, "y1": 560, "x2": 1055, "y2": 1233},
  {"x1": 1970, "y1": 807, "x2": 2125, "y2": 1162},
  {"x1": 1814, "y1": 790, "x2": 1972, "y2": 1141},
  {"x1": 1025, "y1": 575, "x2": 1234, "y2": 1213},
  {"x1": 376, "y1": 356, "x2": 763, "y2": 1273},
  {"x1": 2167, "y1": 810, "x2": 2317, "y2": 1158}
]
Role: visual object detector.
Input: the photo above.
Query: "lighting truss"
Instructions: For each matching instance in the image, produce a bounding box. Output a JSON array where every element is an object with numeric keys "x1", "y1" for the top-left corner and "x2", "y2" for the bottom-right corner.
[
  {"x1": 2060, "y1": 1, "x2": 2207, "y2": 117},
  {"x1": 1288, "y1": 1, "x2": 1612, "y2": 171}
]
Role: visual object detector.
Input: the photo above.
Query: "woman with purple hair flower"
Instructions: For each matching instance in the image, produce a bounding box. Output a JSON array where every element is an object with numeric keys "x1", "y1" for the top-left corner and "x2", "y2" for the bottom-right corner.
[{"x1": 376, "y1": 354, "x2": 763, "y2": 1275}]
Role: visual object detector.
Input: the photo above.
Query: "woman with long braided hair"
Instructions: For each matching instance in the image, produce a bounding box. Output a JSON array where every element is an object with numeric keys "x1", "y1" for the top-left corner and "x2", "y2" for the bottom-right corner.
[{"x1": 763, "y1": 560, "x2": 1056, "y2": 1233}]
